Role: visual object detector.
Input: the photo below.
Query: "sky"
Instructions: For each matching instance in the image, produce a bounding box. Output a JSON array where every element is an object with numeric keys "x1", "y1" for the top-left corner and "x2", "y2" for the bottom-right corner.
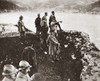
[
  {"x1": 8, "y1": 0, "x2": 98, "y2": 5},
  {"x1": 8, "y1": 0, "x2": 47, "y2": 4}
]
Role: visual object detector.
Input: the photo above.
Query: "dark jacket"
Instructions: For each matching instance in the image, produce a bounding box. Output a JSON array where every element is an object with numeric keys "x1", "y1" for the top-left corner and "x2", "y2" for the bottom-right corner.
[
  {"x1": 35, "y1": 17, "x2": 41, "y2": 27},
  {"x1": 22, "y1": 46, "x2": 37, "y2": 66},
  {"x1": 49, "y1": 15, "x2": 56, "y2": 25},
  {"x1": 22, "y1": 46, "x2": 38, "y2": 76}
]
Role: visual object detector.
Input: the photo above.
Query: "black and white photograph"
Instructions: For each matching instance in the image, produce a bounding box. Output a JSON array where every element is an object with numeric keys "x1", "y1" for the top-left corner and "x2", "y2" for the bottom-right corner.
[{"x1": 0, "y1": 0, "x2": 100, "y2": 81}]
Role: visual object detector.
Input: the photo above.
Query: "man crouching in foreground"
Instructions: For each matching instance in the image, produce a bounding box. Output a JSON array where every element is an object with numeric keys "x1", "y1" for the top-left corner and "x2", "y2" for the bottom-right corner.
[
  {"x1": 16, "y1": 60, "x2": 31, "y2": 81},
  {"x1": 2, "y1": 64, "x2": 18, "y2": 81}
]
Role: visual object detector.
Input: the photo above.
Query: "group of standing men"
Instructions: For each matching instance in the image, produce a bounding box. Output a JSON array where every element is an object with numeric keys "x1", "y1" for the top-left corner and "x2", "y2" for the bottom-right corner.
[
  {"x1": 35, "y1": 11, "x2": 62, "y2": 60},
  {"x1": 17, "y1": 11, "x2": 62, "y2": 60},
  {"x1": 1, "y1": 11, "x2": 62, "y2": 81},
  {"x1": 35, "y1": 11, "x2": 62, "y2": 35}
]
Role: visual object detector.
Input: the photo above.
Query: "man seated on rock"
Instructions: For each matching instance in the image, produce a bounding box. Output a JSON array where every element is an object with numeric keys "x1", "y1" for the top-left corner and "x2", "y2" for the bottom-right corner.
[
  {"x1": 49, "y1": 11, "x2": 62, "y2": 31},
  {"x1": 50, "y1": 20, "x2": 62, "y2": 34},
  {"x1": 2, "y1": 64, "x2": 18, "y2": 81}
]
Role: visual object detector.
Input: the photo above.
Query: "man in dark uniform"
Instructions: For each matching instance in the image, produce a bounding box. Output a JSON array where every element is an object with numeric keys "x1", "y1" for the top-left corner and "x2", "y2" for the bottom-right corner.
[
  {"x1": 41, "y1": 12, "x2": 48, "y2": 50},
  {"x1": 41, "y1": 12, "x2": 48, "y2": 32},
  {"x1": 35, "y1": 14, "x2": 41, "y2": 34},
  {"x1": 22, "y1": 44, "x2": 37, "y2": 76},
  {"x1": 49, "y1": 11, "x2": 62, "y2": 31}
]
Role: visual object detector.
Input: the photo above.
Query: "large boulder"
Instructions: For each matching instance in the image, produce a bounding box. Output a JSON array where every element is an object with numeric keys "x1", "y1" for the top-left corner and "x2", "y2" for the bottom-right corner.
[
  {"x1": 0, "y1": 27, "x2": 99, "y2": 81},
  {"x1": 53, "y1": 30, "x2": 100, "y2": 81}
]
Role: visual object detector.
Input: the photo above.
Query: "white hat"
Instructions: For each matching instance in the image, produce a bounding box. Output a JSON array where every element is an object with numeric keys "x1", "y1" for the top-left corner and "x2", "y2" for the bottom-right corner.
[
  {"x1": 2, "y1": 64, "x2": 18, "y2": 75},
  {"x1": 19, "y1": 60, "x2": 32, "y2": 70}
]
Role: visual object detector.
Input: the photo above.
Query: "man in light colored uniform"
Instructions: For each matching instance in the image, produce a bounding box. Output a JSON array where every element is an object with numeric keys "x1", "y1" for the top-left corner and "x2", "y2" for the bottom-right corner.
[
  {"x1": 2, "y1": 64, "x2": 18, "y2": 81},
  {"x1": 15, "y1": 60, "x2": 31, "y2": 81},
  {"x1": 18, "y1": 15, "x2": 26, "y2": 42},
  {"x1": 46, "y1": 30, "x2": 60, "y2": 60}
]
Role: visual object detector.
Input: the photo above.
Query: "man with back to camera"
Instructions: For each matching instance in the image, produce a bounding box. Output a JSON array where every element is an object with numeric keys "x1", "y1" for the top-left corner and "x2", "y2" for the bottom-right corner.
[{"x1": 22, "y1": 44, "x2": 38, "y2": 76}]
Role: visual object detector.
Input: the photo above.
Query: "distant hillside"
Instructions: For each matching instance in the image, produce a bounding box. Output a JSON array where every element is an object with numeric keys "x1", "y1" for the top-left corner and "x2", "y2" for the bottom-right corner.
[
  {"x1": 28, "y1": 0, "x2": 98, "y2": 10},
  {"x1": 0, "y1": 0, "x2": 24, "y2": 12},
  {"x1": 91, "y1": 0, "x2": 100, "y2": 7},
  {"x1": 87, "y1": 0, "x2": 100, "y2": 12},
  {"x1": 0, "y1": 0, "x2": 99, "y2": 12},
  {"x1": 27, "y1": 0, "x2": 99, "y2": 12}
]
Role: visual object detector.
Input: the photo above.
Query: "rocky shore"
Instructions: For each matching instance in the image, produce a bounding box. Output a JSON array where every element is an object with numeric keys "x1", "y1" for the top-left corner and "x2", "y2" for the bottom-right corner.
[{"x1": 0, "y1": 24, "x2": 100, "y2": 81}]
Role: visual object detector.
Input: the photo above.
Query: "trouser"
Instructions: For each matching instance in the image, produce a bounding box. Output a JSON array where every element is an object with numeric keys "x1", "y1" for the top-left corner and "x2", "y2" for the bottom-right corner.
[
  {"x1": 56, "y1": 22, "x2": 62, "y2": 30},
  {"x1": 41, "y1": 27, "x2": 48, "y2": 51},
  {"x1": 36, "y1": 26, "x2": 41, "y2": 34},
  {"x1": 20, "y1": 31, "x2": 26, "y2": 42},
  {"x1": 41, "y1": 27, "x2": 48, "y2": 43}
]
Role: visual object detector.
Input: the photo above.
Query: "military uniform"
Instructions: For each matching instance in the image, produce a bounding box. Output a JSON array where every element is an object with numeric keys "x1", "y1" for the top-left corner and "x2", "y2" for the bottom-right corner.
[
  {"x1": 2, "y1": 64, "x2": 18, "y2": 81},
  {"x1": 41, "y1": 15, "x2": 48, "y2": 49},
  {"x1": 16, "y1": 72, "x2": 31, "y2": 81},
  {"x1": 47, "y1": 32, "x2": 60, "y2": 60},
  {"x1": 41, "y1": 15, "x2": 48, "y2": 32},
  {"x1": 18, "y1": 20, "x2": 25, "y2": 37},
  {"x1": 2, "y1": 77, "x2": 15, "y2": 81},
  {"x1": 16, "y1": 60, "x2": 32, "y2": 81},
  {"x1": 35, "y1": 16, "x2": 41, "y2": 34},
  {"x1": 49, "y1": 14, "x2": 62, "y2": 31},
  {"x1": 22, "y1": 46, "x2": 37, "y2": 76},
  {"x1": 49, "y1": 14, "x2": 56, "y2": 26},
  {"x1": 18, "y1": 16, "x2": 26, "y2": 42}
]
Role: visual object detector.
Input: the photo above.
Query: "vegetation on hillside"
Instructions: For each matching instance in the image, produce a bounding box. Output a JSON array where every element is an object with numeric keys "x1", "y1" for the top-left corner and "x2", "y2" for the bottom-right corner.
[{"x1": 0, "y1": 29, "x2": 99, "y2": 81}]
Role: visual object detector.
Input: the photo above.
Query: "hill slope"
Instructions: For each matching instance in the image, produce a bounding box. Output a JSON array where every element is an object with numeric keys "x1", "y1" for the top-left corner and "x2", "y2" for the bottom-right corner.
[
  {"x1": 3, "y1": 0, "x2": 99, "y2": 11},
  {"x1": 0, "y1": 25, "x2": 99, "y2": 81},
  {"x1": 0, "y1": 0, "x2": 24, "y2": 12}
]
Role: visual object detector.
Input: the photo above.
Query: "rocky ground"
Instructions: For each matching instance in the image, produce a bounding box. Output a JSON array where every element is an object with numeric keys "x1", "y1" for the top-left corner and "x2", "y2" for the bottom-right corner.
[{"x1": 0, "y1": 24, "x2": 100, "y2": 81}]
